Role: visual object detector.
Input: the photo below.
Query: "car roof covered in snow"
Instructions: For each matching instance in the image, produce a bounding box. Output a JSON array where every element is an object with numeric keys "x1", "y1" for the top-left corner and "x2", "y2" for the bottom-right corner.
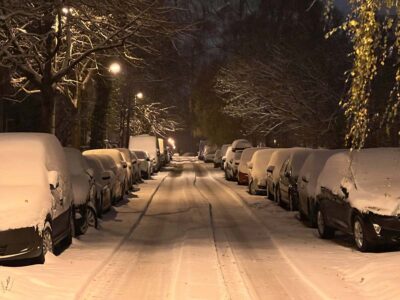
[
  {"x1": 318, "y1": 148, "x2": 400, "y2": 216},
  {"x1": 298, "y1": 149, "x2": 343, "y2": 199},
  {"x1": 231, "y1": 139, "x2": 252, "y2": 150}
]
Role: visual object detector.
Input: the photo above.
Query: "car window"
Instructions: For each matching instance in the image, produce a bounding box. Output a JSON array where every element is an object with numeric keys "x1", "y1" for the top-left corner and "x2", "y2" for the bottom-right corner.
[{"x1": 280, "y1": 159, "x2": 289, "y2": 175}]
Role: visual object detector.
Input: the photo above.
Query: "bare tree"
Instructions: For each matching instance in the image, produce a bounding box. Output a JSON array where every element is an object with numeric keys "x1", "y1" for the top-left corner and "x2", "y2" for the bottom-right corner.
[{"x1": 0, "y1": 0, "x2": 181, "y2": 133}]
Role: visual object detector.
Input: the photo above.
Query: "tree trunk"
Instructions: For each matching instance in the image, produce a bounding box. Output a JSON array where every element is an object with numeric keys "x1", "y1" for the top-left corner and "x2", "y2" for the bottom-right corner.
[
  {"x1": 90, "y1": 74, "x2": 112, "y2": 149},
  {"x1": 40, "y1": 84, "x2": 55, "y2": 133}
]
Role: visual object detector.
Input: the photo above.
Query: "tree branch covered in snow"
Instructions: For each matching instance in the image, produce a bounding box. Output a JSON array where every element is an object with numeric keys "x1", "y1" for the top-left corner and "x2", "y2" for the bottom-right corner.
[{"x1": 215, "y1": 44, "x2": 344, "y2": 147}]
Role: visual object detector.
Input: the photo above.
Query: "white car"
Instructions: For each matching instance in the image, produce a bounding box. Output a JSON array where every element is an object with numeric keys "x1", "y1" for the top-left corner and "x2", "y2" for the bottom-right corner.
[
  {"x1": 220, "y1": 144, "x2": 231, "y2": 170},
  {"x1": 83, "y1": 149, "x2": 127, "y2": 202},
  {"x1": 131, "y1": 150, "x2": 152, "y2": 179},
  {"x1": 0, "y1": 133, "x2": 74, "y2": 263},
  {"x1": 64, "y1": 148, "x2": 98, "y2": 234},
  {"x1": 129, "y1": 134, "x2": 161, "y2": 172},
  {"x1": 231, "y1": 139, "x2": 252, "y2": 152},
  {"x1": 248, "y1": 149, "x2": 277, "y2": 195},
  {"x1": 237, "y1": 147, "x2": 265, "y2": 185},
  {"x1": 84, "y1": 154, "x2": 114, "y2": 217}
]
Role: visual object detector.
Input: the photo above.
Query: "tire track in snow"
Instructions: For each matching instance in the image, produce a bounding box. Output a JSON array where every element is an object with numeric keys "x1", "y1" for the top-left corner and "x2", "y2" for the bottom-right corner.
[{"x1": 75, "y1": 173, "x2": 169, "y2": 299}]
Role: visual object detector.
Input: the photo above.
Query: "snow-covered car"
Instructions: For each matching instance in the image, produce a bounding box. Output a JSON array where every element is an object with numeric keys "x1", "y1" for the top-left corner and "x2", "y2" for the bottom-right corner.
[
  {"x1": 83, "y1": 154, "x2": 114, "y2": 216},
  {"x1": 224, "y1": 146, "x2": 235, "y2": 180},
  {"x1": 129, "y1": 151, "x2": 142, "y2": 183},
  {"x1": 237, "y1": 147, "x2": 265, "y2": 185},
  {"x1": 315, "y1": 148, "x2": 400, "y2": 252},
  {"x1": 213, "y1": 149, "x2": 222, "y2": 168},
  {"x1": 297, "y1": 149, "x2": 342, "y2": 227},
  {"x1": 268, "y1": 149, "x2": 302, "y2": 202},
  {"x1": 204, "y1": 152, "x2": 216, "y2": 163},
  {"x1": 0, "y1": 133, "x2": 74, "y2": 263},
  {"x1": 220, "y1": 144, "x2": 231, "y2": 170},
  {"x1": 231, "y1": 150, "x2": 243, "y2": 180},
  {"x1": 231, "y1": 139, "x2": 252, "y2": 152},
  {"x1": 248, "y1": 149, "x2": 276, "y2": 195},
  {"x1": 64, "y1": 148, "x2": 98, "y2": 235},
  {"x1": 132, "y1": 150, "x2": 152, "y2": 179},
  {"x1": 129, "y1": 135, "x2": 161, "y2": 172},
  {"x1": 277, "y1": 148, "x2": 312, "y2": 210},
  {"x1": 83, "y1": 149, "x2": 127, "y2": 201}
]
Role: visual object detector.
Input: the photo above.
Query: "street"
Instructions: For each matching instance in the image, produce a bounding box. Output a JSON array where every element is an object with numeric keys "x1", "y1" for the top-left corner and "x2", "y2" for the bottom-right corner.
[{"x1": 2, "y1": 156, "x2": 399, "y2": 299}]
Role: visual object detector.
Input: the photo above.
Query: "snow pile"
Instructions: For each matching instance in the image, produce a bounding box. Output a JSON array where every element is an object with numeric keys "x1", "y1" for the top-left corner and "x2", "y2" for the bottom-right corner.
[
  {"x1": 318, "y1": 148, "x2": 400, "y2": 216},
  {"x1": 239, "y1": 147, "x2": 266, "y2": 174},
  {"x1": 298, "y1": 149, "x2": 343, "y2": 199},
  {"x1": 0, "y1": 133, "x2": 72, "y2": 231}
]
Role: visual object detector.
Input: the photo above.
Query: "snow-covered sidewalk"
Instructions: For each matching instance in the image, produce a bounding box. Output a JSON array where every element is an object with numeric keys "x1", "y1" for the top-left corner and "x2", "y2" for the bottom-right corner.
[
  {"x1": 0, "y1": 172, "x2": 168, "y2": 300},
  {"x1": 211, "y1": 167, "x2": 400, "y2": 300}
]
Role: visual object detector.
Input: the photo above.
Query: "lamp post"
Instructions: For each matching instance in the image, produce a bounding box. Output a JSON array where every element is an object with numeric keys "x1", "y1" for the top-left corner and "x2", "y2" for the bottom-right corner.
[{"x1": 125, "y1": 91, "x2": 143, "y2": 147}]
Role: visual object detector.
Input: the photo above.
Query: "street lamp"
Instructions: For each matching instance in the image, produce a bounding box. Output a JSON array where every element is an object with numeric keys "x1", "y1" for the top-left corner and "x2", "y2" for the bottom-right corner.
[
  {"x1": 62, "y1": 7, "x2": 73, "y2": 15},
  {"x1": 136, "y1": 92, "x2": 143, "y2": 100},
  {"x1": 109, "y1": 62, "x2": 121, "y2": 75}
]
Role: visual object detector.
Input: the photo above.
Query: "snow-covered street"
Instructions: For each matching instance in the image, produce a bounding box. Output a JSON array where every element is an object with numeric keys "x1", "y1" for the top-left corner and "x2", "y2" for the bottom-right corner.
[{"x1": 1, "y1": 157, "x2": 400, "y2": 299}]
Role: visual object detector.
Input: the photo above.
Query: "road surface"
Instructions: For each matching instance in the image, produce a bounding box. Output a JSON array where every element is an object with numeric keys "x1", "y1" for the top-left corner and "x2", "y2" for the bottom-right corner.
[{"x1": 78, "y1": 159, "x2": 350, "y2": 300}]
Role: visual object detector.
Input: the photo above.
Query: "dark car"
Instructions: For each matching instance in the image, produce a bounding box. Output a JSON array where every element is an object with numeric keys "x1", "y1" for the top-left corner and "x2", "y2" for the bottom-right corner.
[
  {"x1": 277, "y1": 149, "x2": 312, "y2": 211},
  {"x1": 315, "y1": 148, "x2": 400, "y2": 252},
  {"x1": 297, "y1": 149, "x2": 342, "y2": 227}
]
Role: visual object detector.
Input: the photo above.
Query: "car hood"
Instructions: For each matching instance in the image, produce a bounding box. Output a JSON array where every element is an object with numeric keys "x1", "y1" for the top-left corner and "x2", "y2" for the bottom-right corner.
[
  {"x1": 71, "y1": 174, "x2": 90, "y2": 205},
  {"x1": 0, "y1": 186, "x2": 51, "y2": 231}
]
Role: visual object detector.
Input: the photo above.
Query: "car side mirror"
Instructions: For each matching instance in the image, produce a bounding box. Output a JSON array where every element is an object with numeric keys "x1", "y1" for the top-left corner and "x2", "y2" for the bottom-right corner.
[
  {"x1": 86, "y1": 168, "x2": 94, "y2": 178},
  {"x1": 284, "y1": 171, "x2": 291, "y2": 178},
  {"x1": 48, "y1": 171, "x2": 59, "y2": 190},
  {"x1": 102, "y1": 170, "x2": 112, "y2": 180},
  {"x1": 302, "y1": 175, "x2": 309, "y2": 183},
  {"x1": 147, "y1": 158, "x2": 151, "y2": 161},
  {"x1": 340, "y1": 185, "x2": 349, "y2": 198},
  {"x1": 121, "y1": 161, "x2": 127, "y2": 168},
  {"x1": 248, "y1": 162, "x2": 253, "y2": 169}
]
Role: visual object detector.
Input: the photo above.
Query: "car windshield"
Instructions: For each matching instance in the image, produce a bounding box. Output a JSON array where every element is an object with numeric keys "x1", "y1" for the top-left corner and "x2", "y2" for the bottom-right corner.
[
  {"x1": 134, "y1": 151, "x2": 146, "y2": 159},
  {"x1": 234, "y1": 151, "x2": 243, "y2": 160}
]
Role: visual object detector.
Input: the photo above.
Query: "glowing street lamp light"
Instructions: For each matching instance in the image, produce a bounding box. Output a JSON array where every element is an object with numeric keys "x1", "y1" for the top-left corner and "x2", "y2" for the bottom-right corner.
[
  {"x1": 62, "y1": 7, "x2": 73, "y2": 15},
  {"x1": 168, "y1": 138, "x2": 175, "y2": 145},
  {"x1": 109, "y1": 62, "x2": 121, "y2": 75},
  {"x1": 136, "y1": 92, "x2": 144, "y2": 100}
]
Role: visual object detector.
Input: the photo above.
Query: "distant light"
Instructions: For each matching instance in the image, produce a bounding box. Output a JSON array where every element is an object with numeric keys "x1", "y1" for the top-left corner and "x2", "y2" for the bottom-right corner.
[
  {"x1": 62, "y1": 7, "x2": 73, "y2": 15},
  {"x1": 168, "y1": 138, "x2": 175, "y2": 145},
  {"x1": 273, "y1": 139, "x2": 277, "y2": 145},
  {"x1": 136, "y1": 92, "x2": 144, "y2": 99},
  {"x1": 109, "y1": 62, "x2": 121, "y2": 74}
]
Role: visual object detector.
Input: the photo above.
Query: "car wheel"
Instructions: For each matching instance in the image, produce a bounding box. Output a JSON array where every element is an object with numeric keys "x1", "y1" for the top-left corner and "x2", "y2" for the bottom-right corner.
[
  {"x1": 288, "y1": 193, "x2": 297, "y2": 211},
  {"x1": 37, "y1": 222, "x2": 53, "y2": 264},
  {"x1": 97, "y1": 196, "x2": 103, "y2": 219},
  {"x1": 317, "y1": 207, "x2": 334, "y2": 239},
  {"x1": 353, "y1": 215, "x2": 373, "y2": 252},
  {"x1": 308, "y1": 202, "x2": 317, "y2": 228},
  {"x1": 76, "y1": 207, "x2": 89, "y2": 236},
  {"x1": 87, "y1": 206, "x2": 98, "y2": 229},
  {"x1": 249, "y1": 180, "x2": 257, "y2": 195},
  {"x1": 276, "y1": 188, "x2": 283, "y2": 206}
]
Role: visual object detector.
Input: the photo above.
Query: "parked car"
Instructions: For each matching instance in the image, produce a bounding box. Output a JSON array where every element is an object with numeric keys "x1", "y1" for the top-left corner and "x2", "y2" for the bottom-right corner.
[
  {"x1": 158, "y1": 138, "x2": 166, "y2": 167},
  {"x1": 213, "y1": 149, "x2": 222, "y2": 168},
  {"x1": 248, "y1": 149, "x2": 276, "y2": 195},
  {"x1": 220, "y1": 144, "x2": 231, "y2": 170},
  {"x1": 315, "y1": 148, "x2": 400, "y2": 252},
  {"x1": 298, "y1": 149, "x2": 342, "y2": 227},
  {"x1": 84, "y1": 149, "x2": 127, "y2": 201},
  {"x1": 204, "y1": 151, "x2": 216, "y2": 163},
  {"x1": 0, "y1": 133, "x2": 74, "y2": 263},
  {"x1": 83, "y1": 154, "x2": 114, "y2": 216},
  {"x1": 64, "y1": 148, "x2": 98, "y2": 235},
  {"x1": 224, "y1": 146, "x2": 235, "y2": 180},
  {"x1": 237, "y1": 147, "x2": 265, "y2": 185},
  {"x1": 231, "y1": 150, "x2": 243, "y2": 180},
  {"x1": 231, "y1": 139, "x2": 252, "y2": 152},
  {"x1": 129, "y1": 151, "x2": 142, "y2": 183},
  {"x1": 276, "y1": 148, "x2": 312, "y2": 210},
  {"x1": 129, "y1": 134, "x2": 160, "y2": 172},
  {"x1": 266, "y1": 149, "x2": 298, "y2": 201},
  {"x1": 131, "y1": 150, "x2": 152, "y2": 179},
  {"x1": 117, "y1": 148, "x2": 141, "y2": 185}
]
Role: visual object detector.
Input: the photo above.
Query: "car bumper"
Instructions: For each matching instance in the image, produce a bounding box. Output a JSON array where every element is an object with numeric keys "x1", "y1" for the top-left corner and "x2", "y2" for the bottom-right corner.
[
  {"x1": 0, "y1": 227, "x2": 42, "y2": 262},
  {"x1": 365, "y1": 214, "x2": 400, "y2": 243}
]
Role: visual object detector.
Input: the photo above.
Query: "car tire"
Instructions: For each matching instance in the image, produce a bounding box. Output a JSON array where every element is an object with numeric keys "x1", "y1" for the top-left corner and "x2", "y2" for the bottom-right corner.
[
  {"x1": 353, "y1": 215, "x2": 374, "y2": 252},
  {"x1": 249, "y1": 180, "x2": 257, "y2": 195},
  {"x1": 76, "y1": 207, "x2": 89, "y2": 236},
  {"x1": 87, "y1": 206, "x2": 98, "y2": 229},
  {"x1": 308, "y1": 202, "x2": 317, "y2": 228},
  {"x1": 288, "y1": 193, "x2": 297, "y2": 211},
  {"x1": 276, "y1": 188, "x2": 283, "y2": 206},
  {"x1": 317, "y1": 207, "x2": 334, "y2": 239},
  {"x1": 37, "y1": 221, "x2": 53, "y2": 264}
]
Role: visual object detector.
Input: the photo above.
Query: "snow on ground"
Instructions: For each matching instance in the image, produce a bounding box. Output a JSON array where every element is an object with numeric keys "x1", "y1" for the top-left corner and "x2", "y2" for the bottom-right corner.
[
  {"x1": 212, "y1": 166, "x2": 400, "y2": 300},
  {"x1": 0, "y1": 171, "x2": 167, "y2": 300}
]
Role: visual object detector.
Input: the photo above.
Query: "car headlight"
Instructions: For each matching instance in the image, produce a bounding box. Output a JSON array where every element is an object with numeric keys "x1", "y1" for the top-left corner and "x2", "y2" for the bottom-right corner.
[{"x1": 373, "y1": 223, "x2": 382, "y2": 235}]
